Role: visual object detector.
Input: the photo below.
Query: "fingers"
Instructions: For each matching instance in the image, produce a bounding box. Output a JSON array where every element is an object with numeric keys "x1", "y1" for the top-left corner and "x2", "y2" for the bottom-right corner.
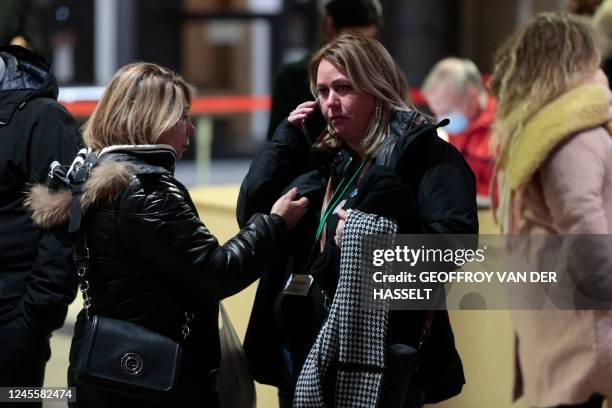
[
  {"x1": 294, "y1": 198, "x2": 309, "y2": 220},
  {"x1": 334, "y1": 219, "x2": 345, "y2": 248},
  {"x1": 288, "y1": 109, "x2": 314, "y2": 124},
  {"x1": 288, "y1": 195, "x2": 309, "y2": 211},
  {"x1": 289, "y1": 101, "x2": 316, "y2": 117},
  {"x1": 294, "y1": 196, "x2": 309, "y2": 208},
  {"x1": 283, "y1": 187, "x2": 299, "y2": 201},
  {"x1": 270, "y1": 189, "x2": 309, "y2": 229},
  {"x1": 334, "y1": 209, "x2": 350, "y2": 247},
  {"x1": 296, "y1": 101, "x2": 317, "y2": 110},
  {"x1": 334, "y1": 234, "x2": 342, "y2": 248},
  {"x1": 288, "y1": 101, "x2": 319, "y2": 127}
]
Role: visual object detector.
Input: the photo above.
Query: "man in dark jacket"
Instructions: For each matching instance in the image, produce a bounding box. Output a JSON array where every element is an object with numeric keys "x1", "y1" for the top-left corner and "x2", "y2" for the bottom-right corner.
[
  {"x1": 0, "y1": 45, "x2": 79, "y2": 391},
  {"x1": 266, "y1": 0, "x2": 383, "y2": 140}
]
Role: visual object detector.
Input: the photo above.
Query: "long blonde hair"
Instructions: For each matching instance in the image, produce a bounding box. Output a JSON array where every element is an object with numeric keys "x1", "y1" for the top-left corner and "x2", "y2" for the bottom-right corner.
[
  {"x1": 83, "y1": 62, "x2": 192, "y2": 151},
  {"x1": 490, "y1": 12, "x2": 601, "y2": 153},
  {"x1": 308, "y1": 33, "x2": 413, "y2": 157}
]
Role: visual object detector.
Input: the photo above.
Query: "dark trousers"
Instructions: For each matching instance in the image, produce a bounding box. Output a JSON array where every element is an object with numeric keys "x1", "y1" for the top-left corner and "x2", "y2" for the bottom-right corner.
[{"x1": 0, "y1": 316, "x2": 51, "y2": 408}]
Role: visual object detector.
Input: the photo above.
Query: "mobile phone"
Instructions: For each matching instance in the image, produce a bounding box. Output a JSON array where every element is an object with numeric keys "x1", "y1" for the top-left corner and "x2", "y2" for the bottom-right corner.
[{"x1": 303, "y1": 105, "x2": 327, "y2": 144}]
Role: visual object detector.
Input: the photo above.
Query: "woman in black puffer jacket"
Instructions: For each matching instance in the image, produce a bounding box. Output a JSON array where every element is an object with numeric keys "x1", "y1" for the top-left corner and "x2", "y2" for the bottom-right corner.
[
  {"x1": 238, "y1": 34, "x2": 478, "y2": 407},
  {"x1": 26, "y1": 62, "x2": 308, "y2": 407}
]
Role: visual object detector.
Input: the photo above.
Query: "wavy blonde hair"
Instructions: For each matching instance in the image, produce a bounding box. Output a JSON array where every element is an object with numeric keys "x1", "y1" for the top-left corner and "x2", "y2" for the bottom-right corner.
[
  {"x1": 308, "y1": 33, "x2": 413, "y2": 157},
  {"x1": 83, "y1": 62, "x2": 192, "y2": 151},
  {"x1": 490, "y1": 12, "x2": 601, "y2": 153}
]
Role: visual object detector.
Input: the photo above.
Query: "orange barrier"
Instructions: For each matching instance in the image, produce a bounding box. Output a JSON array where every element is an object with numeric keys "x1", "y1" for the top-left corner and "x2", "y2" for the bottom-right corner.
[
  {"x1": 62, "y1": 101, "x2": 99, "y2": 118},
  {"x1": 61, "y1": 90, "x2": 427, "y2": 118},
  {"x1": 60, "y1": 95, "x2": 272, "y2": 118},
  {"x1": 191, "y1": 95, "x2": 271, "y2": 114}
]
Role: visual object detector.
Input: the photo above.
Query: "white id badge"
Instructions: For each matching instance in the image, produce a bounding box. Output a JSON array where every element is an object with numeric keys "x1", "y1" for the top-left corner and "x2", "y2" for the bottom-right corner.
[{"x1": 283, "y1": 274, "x2": 314, "y2": 296}]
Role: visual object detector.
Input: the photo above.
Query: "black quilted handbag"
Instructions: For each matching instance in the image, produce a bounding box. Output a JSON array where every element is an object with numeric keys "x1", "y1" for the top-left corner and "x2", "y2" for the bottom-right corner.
[{"x1": 75, "y1": 315, "x2": 183, "y2": 400}]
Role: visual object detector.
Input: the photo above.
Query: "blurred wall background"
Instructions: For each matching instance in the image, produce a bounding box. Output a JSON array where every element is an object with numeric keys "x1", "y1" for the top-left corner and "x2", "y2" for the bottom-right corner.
[
  {"x1": 21, "y1": 1, "x2": 580, "y2": 407},
  {"x1": 30, "y1": 0, "x2": 568, "y2": 157}
]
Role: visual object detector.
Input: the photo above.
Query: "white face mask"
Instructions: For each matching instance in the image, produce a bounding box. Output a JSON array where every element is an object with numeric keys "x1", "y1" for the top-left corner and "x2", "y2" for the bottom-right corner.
[{"x1": 439, "y1": 111, "x2": 469, "y2": 134}]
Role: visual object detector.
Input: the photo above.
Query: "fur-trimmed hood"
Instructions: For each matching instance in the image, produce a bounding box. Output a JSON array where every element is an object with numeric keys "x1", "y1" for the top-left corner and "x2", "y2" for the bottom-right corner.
[{"x1": 25, "y1": 144, "x2": 175, "y2": 229}]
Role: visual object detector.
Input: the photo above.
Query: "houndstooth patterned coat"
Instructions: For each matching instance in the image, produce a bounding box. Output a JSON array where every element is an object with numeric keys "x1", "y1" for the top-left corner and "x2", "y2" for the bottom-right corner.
[{"x1": 294, "y1": 210, "x2": 397, "y2": 407}]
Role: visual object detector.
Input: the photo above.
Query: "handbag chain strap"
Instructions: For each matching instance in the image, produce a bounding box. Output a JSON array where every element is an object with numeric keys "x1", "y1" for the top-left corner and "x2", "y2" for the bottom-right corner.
[
  {"x1": 73, "y1": 219, "x2": 194, "y2": 341},
  {"x1": 74, "y1": 236, "x2": 92, "y2": 316}
]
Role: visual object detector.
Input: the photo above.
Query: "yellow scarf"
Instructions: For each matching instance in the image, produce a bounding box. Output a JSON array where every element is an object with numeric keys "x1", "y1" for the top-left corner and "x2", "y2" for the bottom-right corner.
[{"x1": 495, "y1": 84, "x2": 612, "y2": 232}]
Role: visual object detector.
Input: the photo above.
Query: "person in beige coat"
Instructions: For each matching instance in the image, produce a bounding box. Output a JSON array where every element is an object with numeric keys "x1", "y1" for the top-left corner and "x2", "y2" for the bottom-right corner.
[{"x1": 490, "y1": 12, "x2": 612, "y2": 408}]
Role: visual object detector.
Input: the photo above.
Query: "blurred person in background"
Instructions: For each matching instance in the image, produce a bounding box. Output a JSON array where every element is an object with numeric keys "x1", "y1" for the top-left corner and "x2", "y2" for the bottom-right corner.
[
  {"x1": 594, "y1": 0, "x2": 612, "y2": 85},
  {"x1": 491, "y1": 12, "x2": 612, "y2": 408},
  {"x1": 566, "y1": 0, "x2": 612, "y2": 86},
  {"x1": 266, "y1": 0, "x2": 383, "y2": 140},
  {"x1": 26, "y1": 62, "x2": 308, "y2": 407},
  {"x1": 0, "y1": 45, "x2": 79, "y2": 405},
  {"x1": 567, "y1": 0, "x2": 604, "y2": 15},
  {"x1": 423, "y1": 57, "x2": 496, "y2": 205},
  {"x1": 239, "y1": 33, "x2": 477, "y2": 407},
  {"x1": 0, "y1": 0, "x2": 45, "y2": 55}
]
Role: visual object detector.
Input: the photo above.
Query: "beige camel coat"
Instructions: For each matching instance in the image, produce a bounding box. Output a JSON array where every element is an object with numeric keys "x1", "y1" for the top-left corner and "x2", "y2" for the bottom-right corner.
[{"x1": 500, "y1": 86, "x2": 612, "y2": 407}]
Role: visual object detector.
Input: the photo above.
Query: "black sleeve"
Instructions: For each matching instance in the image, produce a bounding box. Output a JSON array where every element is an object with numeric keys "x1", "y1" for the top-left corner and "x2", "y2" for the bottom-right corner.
[
  {"x1": 20, "y1": 227, "x2": 77, "y2": 334},
  {"x1": 393, "y1": 127, "x2": 479, "y2": 235},
  {"x1": 418, "y1": 161, "x2": 479, "y2": 234},
  {"x1": 117, "y1": 178, "x2": 288, "y2": 302},
  {"x1": 237, "y1": 120, "x2": 312, "y2": 227},
  {"x1": 26, "y1": 101, "x2": 80, "y2": 182},
  {"x1": 20, "y1": 102, "x2": 80, "y2": 333}
]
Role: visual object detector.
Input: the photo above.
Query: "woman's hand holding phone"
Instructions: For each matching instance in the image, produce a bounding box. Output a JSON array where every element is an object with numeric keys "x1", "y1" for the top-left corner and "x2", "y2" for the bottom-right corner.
[{"x1": 288, "y1": 101, "x2": 327, "y2": 144}]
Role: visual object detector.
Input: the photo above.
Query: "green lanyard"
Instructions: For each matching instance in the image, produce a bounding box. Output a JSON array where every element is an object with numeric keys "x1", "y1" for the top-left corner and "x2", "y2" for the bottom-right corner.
[{"x1": 315, "y1": 158, "x2": 369, "y2": 241}]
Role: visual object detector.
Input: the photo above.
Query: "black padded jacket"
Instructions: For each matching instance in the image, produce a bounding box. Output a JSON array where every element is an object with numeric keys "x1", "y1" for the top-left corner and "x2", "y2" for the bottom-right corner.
[
  {"x1": 28, "y1": 144, "x2": 288, "y2": 406},
  {"x1": 237, "y1": 110, "x2": 478, "y2": 403},
  {"x1": 0, "y1": 45, "x2": 79, "y2": 333}
]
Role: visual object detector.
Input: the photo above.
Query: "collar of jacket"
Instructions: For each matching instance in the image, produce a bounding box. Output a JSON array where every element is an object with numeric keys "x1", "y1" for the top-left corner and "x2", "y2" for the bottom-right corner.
[
  {"x1": 497, "y1": 84, "x2": 612, "y2": 191},
  {"x1": 25, "y1": 144, "x2": 176, "y2": 229},
  {"x1": 375, "y1": 109, "x2": 438, "y2": 168},
  {"x1": 97, "y1": 144, "x2": 176, "y2": 174},
  {"x1": 493, "y1": 84, "x2": 612, "y2": 233},
  {"x1": 334, "y1": 110, "x2": 437, "y2": 178},
  {"x1": 0, "y1": 45, "x2": 57, "y2": 126}
]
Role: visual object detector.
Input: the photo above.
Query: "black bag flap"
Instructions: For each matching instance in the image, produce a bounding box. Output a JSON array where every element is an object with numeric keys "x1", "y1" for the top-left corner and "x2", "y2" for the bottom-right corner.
[{"x1": 78, "y1": 315, "x2": 182, "y2": 395}]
